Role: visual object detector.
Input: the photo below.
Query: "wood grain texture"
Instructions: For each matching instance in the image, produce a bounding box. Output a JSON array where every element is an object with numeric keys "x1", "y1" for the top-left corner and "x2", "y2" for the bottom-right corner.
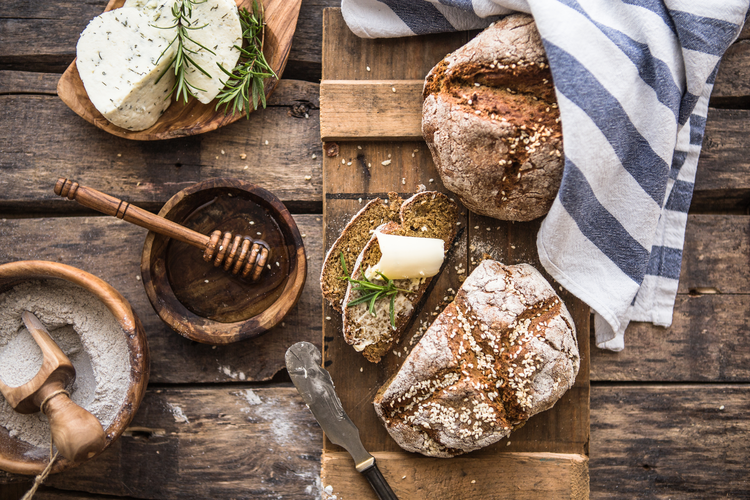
[
  {"x1": 322, "y1": 451, "x2": 589, "y2": 500},
  {"x1": 590, "y1": 385, "x2": 750, "y2": 499},
  {"x1": 713, "y1": 40, "x2": 750, "y2": 102},
  {"x1": 320, "y1": 80, "x2": 424, "y2": 140},
  {"x1": 0, "y1": 82, "x2": 322, "y2": 210},
  {"x1": 2, "y1": 385, "x2": 748, "y2": 499},
  {"x1": 0, "y1": 215, "x2": 321, "y2": 384},
  {"x1": 22, "y1": 387, "x2": 322, "y2": 499}
]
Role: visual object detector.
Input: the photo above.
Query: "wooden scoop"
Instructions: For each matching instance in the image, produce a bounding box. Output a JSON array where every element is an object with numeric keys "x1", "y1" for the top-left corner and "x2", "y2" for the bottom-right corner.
[
  {"x1": 0, "y1": 312, "x2": 106, "y2": 463},
  {"x1": 54, "y1": 178, "x2": 270, "y2": 280}
]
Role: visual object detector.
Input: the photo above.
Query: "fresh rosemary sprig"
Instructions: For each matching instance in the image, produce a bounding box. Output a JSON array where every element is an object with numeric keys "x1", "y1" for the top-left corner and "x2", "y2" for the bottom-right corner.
[
  {"x1": 338, "y1": 252, "x2": 413, "y2": 328},
  {"x1": 155, "y1": 0, "x2": 215, "y2": 103},
  {"x1": 215, "y1": 1, "x2": 277, "y2": 116}
]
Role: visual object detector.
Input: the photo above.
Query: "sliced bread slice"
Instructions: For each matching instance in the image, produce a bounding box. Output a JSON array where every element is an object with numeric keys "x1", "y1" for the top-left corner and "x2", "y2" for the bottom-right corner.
[
  {"x1": 320, "y1": 193, "x2": 403, "y2": 312},
  {"x1": 342, "y1": 191, "x2": 458, "y2": 362}
]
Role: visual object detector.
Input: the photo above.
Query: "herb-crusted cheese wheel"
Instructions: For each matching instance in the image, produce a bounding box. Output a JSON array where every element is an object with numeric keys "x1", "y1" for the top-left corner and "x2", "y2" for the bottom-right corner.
[
  {"x1": 374, "y1": 260, "x2": 579, "y2": 457},
  {"x1": 76, "y1": 7, "x2": 177, "y2": 131},
  {"x1": 182, "y1": 0, "x2": 243, "y2": 104}
]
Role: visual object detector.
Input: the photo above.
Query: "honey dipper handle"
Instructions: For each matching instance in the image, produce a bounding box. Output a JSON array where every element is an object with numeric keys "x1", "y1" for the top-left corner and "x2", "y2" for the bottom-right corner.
[
  {"x1": 54, "y1": 178, "x2": 210, "y2": 250},
  {"x1": 43, "y1": 391, "x2": 106, "y2": 463}
]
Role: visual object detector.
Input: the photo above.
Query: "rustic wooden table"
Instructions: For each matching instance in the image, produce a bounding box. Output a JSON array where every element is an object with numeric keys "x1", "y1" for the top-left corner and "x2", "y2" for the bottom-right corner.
[{"x1": 1, "y1": 2, "x2": 749, "y2": 498}]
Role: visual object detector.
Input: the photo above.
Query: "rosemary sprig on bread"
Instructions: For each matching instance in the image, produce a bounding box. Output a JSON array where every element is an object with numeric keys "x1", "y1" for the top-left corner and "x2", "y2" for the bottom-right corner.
[{"x1": 338, "y1": 252, "x2": 412, "y2": 328}]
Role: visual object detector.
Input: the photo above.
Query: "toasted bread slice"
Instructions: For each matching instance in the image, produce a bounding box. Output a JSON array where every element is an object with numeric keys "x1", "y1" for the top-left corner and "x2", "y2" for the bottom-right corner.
[
  {"x1": 342, "y1": 191, "x2": 458, "y2": 362},
  {"x1": 320, "y1": 193, "x2": 403, "y2": 312}
]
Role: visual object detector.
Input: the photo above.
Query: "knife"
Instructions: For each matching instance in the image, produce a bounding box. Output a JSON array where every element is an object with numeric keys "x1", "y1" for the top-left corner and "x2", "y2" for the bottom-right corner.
[{"x1": 285, "y1": 341, "x2": 398, "y2": 500}]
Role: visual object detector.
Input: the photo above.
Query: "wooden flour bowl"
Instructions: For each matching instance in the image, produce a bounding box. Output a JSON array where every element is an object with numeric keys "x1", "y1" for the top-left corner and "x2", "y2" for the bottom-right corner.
[
  {"x1": 141, "y1": 178, "x2": 306, "y2": 344},
  {"x1": 0, "y1": 260, "x2": 150, "y2": 475}
]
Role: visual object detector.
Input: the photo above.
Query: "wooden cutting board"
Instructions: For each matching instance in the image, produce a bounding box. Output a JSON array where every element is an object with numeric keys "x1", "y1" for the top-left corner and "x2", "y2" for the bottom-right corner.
[{"x1": 320, "y1": 8, "x2": 590, "y2": 499}]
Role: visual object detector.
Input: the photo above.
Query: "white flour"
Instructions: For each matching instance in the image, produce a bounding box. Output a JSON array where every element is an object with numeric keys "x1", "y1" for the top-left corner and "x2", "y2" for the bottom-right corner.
[{"x1": 0, "y1": 280, "x2": 131, "y2": 448}]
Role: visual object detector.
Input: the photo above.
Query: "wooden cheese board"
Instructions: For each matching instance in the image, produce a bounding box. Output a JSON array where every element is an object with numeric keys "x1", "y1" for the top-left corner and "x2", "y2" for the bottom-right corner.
[
  {"x1": 56, "y1": 0, "x2": 302, "y2": 141},
  {"x1": 320, "y1": 8, "x2": 590, "y2": 499}
]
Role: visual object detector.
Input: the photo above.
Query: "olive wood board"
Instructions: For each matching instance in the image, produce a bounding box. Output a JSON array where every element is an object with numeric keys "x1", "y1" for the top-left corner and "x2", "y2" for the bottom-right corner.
[
  {"x1": 320, "y1": 8, "x2": 589, "y2": 500},
  {"x1": 56, "y1": 0, "x2": 302, "y2": 140}
]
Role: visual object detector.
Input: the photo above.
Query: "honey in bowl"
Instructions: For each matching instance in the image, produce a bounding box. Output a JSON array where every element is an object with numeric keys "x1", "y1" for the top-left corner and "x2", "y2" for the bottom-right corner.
[
  {"x1": 141, "y1": 178, "x2": 307, "y2": 345},
  {"x1": 165, "y1": 191, "x2": 291, "y2": 323}
]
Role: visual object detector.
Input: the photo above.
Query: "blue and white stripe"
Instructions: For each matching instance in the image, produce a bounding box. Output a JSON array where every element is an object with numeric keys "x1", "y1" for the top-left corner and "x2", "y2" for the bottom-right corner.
[{"x1": 341, "y1": 0, "x2": 749, "y2": 350}]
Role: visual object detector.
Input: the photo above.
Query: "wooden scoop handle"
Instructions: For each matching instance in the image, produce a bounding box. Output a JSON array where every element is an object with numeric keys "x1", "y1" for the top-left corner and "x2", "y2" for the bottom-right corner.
[
  {"x1": 42, "y1": 389, "x2": 106, "y2": 463},
  {"x1": 54, "y1": 178, "x2": 269, "y2": 279}
]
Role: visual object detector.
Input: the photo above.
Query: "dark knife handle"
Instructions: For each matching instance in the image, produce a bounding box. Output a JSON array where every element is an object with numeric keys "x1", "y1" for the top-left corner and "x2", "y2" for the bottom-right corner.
[{"x1": 360, "y1": 462, "x2": 398, "y2": 500}]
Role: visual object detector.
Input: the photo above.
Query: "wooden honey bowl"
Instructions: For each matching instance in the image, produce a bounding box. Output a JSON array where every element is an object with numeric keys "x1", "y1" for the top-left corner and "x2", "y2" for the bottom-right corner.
[
  {"x1": 0, "y1": 260, "x2": 149, "y2": 475},
  {"x1": 140, "y1": 178, "x2": 306, "y2": 344}
]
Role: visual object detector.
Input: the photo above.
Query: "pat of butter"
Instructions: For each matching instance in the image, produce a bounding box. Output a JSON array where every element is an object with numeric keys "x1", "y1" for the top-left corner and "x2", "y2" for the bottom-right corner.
[{"x1": 365, "y1": 232, "x2": 444, "y2": 280}]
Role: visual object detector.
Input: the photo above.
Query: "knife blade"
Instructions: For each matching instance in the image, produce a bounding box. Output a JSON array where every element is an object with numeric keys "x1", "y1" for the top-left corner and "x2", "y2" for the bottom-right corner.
[{"x1": 285, "y1": 341, "x2": 398, "y2": 500}]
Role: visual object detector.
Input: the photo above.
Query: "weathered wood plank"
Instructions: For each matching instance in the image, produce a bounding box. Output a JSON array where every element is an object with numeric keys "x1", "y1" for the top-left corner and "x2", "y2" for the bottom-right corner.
[
  {"x1": 713, "y1": 40, "x2": 750, "y2": 103},
  {"x1": 0, "y1": 0, "x2": 337, "y2": 79},
  {"x1": 0, "y1": 72, "x2": 58, "y2": 95},
  {"x1": 591, "y1": 294, "x2": 750, "y2": 383},
  {"x1": 4, "y1": 387, "x2": 323, "y2": 499},
  {"x1": 323, "y1": 451, "x2": 589, "y2": 500},
  {"x1": 678, "y1": 214, "x2": 750, "y2": 294},
  {"x1": 5, "y1": 385, "x2": 748, "y2": 500},
  {"x1": 320, "y1": 80, "x2": 424, "y2": 140},
  {"x1": 0, "y1": 215, "x2": 323, "y2": 384},
  {"x1": 0, "y1": 82, "x2": 322, "y2": 210},
  {"x1": 322, "y1": 8, "x2": 471, "y2": 82},
  {"x1": 589, "y1": 385, "x2": 750, "y2": 499},
  {"x1": 285, "y1": 0, "x2": 339, "y2": 81}
]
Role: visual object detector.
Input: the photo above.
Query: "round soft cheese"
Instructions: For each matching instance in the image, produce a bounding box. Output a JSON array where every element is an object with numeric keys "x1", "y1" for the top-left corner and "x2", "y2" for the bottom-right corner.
[{"x1": 76, "y1": 7, "x2": 177, "y2": 131}]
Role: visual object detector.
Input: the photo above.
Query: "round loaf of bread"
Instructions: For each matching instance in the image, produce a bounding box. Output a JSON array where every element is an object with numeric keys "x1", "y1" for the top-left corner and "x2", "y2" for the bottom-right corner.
[
  {"x1": 422, "y1": 14, "x2": 563, "y2": 222},
  {"x1": 373, "y1": 260, "x2": 579, "y2": 457}
]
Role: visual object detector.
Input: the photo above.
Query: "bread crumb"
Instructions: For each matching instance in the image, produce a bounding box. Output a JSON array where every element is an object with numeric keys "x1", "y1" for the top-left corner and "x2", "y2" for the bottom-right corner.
[
  {"x1": 366, "y1": 66, "x2": 371, "y2": 71},
  {"x1": 392, "y1": 87, "x2": 396, "y2": 93},
  {"x1": 264, "y1": 140, "x2": 269, "y2": 145},
  {"x1": 304, "y1": 175, "x2": 312, "y2": 181},
  {"x1": 312, "y1": 154, "x2": 317, "y2": 159},
  {"x1": 240, "y1": 153, "x2": 247, "y2": 159},
  {"x1": 381, "y1": 159, "x2": 391, "y2": 166}
]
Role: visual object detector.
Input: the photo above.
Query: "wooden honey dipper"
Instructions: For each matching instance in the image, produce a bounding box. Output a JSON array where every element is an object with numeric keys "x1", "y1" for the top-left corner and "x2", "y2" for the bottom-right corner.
[
  {"x1": 0, "y1": 311, "x2": 106, "y2": 463},
  {"x1": 54, "y1": 178, "x2": 269, "y2": 280}
]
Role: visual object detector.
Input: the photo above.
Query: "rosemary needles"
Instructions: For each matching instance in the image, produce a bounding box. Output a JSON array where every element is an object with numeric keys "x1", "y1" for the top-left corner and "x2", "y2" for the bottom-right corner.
[
  {"x1": 156, "y1": 0, "x2": 215, "y2": 103},
  {"x1": 215, "y1": 1, "x2": 277, "y2": 116},
  {"x1": 338, "y1": 252, "x2": 413, "y2": 328}
]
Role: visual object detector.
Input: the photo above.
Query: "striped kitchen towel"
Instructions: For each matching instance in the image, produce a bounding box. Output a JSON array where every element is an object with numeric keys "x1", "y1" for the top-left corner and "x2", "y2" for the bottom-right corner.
[{"x1": 341, "y1": 0, "x2": 749, "y2": 351}]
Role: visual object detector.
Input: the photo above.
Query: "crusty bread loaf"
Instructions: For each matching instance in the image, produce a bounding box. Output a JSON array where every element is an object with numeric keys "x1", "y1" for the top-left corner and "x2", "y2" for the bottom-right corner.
[
  {"x1": 342, "y1": 191, "x2": 458, "y2": 363},
  {"x1": 422, "y1": 14, "x2": 563, "y2": 222},
  {"x1": 321, "y1": 193, "x2": 403, "y2": 312},
  {"x1": 373, "y1": 260, "x2": 579, "y2": 457}
]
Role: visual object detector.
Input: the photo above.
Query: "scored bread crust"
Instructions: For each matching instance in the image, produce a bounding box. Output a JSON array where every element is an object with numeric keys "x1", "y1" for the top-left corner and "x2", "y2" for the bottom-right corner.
[
  {"x1": 422, "y1": 14, "x2": 564, "y2": 222},
  {"x1": 342, "y1": 191, "x2": 458, "y2": 363},
  {"x1": 373, "y1": 260, "x2": 579, "y2": 457},
  {"x1": 320, "y1": 193, "x2": 403, "y2": 312}
]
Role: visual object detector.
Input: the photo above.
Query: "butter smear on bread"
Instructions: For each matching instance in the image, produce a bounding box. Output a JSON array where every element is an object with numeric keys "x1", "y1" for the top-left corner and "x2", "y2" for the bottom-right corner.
[{"x1": 364, "y1": 232, "x2": 445, "y2": 281}]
